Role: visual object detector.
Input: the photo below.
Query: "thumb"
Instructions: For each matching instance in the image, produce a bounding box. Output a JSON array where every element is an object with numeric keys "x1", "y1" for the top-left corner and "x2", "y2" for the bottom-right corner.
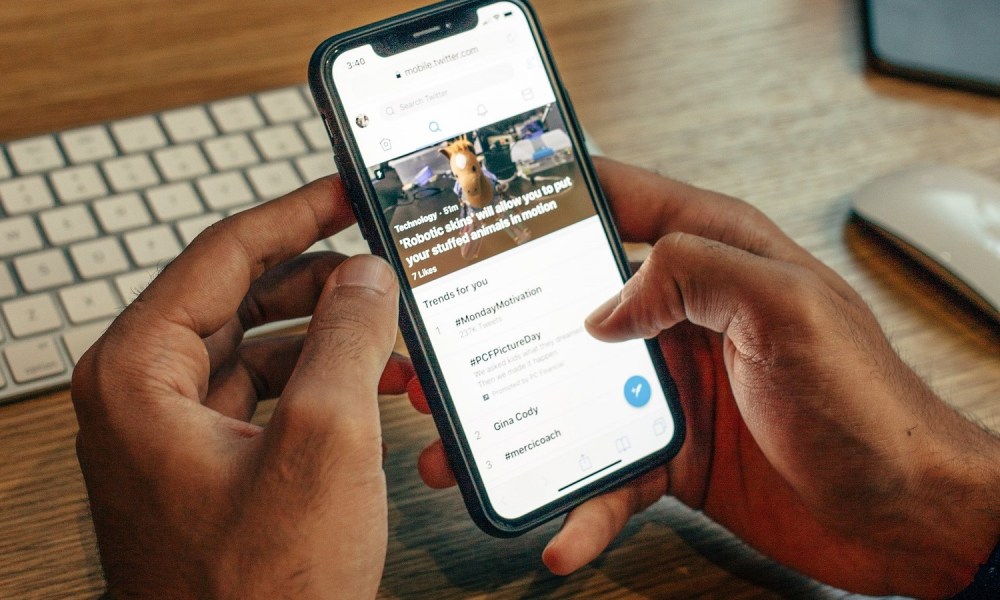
[
  {"x1": 585, "y1": 232, "x2": 813, "y2": 343},
  {"x1": 270, "y1": 254, "x2": 399, "y2": 448}
]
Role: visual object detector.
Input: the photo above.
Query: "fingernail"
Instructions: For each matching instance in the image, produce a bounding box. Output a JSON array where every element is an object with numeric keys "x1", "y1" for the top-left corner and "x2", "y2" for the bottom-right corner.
[
  {"x1": 335, "y1": 255, "x2": 394, "y2": 294},
  {"x1": 585, "y1": 293, "x2": 620, "y2": 328}
]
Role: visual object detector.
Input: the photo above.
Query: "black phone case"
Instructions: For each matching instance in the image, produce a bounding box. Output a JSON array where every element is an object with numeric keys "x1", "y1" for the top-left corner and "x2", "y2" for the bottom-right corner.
[
  {"x1": 860, "y1": 0, "x2": 1000, "y2": 97},
  {"x1": 308, "y1": 0, "x2": 685, "y2": 537}
]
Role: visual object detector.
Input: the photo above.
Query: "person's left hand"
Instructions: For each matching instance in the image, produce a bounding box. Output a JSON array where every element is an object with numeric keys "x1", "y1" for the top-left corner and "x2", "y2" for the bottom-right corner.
[{"x1": 72, "y1": 176, "x2": 412, "y2": 599}]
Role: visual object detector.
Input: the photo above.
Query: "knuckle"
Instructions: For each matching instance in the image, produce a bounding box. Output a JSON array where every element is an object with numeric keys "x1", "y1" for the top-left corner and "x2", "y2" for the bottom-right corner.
[
  {"x1": 237, "y1": 286, "x2": 267, "y2": 330},
  {"x1": 690, "y1": 196, "x2": 781, "y2": 257},
  {"x1": 643, "y1": 232, "x2": 682, "y2": 274},
  {"x1": 596, "y1": 496, "x2": 627, "y2": 539},
  {"x1": 651, "y1": 230, "x2": 713, "y2": 260},
  {"x1": 624, "y1": 289, "x2": 667, "y2": 339},
  {"x1": 732, "y1": 201, "x2": 771, "y2": 230},
  {"x1": 718, "y1": 200, "x2": 777, "y2": 248},
  {"x1": 70, "y1": 318, "x2": 129, "y2": 414},
  {"x1": 189, "y1": 214, "x2": 236, "y2": 248},
  {"x1": 630, "y1": 233, "x2": 699, "y2": 332},
  {"x1": 780, "y1": 267, "x2": 831, "y2": 327},
  {"x1": 189, "y1": 216, "x2": 262, "y2": 272},
  {"x1": 70, "y1": 343, "x2": 101, "y2": 412}
]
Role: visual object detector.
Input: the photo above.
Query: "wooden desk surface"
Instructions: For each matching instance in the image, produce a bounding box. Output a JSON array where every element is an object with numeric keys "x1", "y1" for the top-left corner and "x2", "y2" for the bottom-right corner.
[{"x1": 2, "y1": 1, "x2": 998, "y2": 598}]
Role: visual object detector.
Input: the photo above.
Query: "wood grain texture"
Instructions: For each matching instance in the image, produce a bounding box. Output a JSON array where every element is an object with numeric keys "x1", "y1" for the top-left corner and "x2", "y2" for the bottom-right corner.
[{"x1": 1, "y1": 0, "x2": 997, "y2": 598}]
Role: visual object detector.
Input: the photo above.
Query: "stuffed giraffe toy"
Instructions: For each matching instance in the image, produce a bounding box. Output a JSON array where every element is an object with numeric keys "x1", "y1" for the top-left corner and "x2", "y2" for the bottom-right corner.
[{"x1": 440, "y1": 137, "x2": 530, "y2": 258}]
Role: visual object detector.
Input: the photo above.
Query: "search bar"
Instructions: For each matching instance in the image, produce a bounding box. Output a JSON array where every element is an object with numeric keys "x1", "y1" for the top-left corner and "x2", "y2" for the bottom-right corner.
[{"x1": 381, "y1": 63, "x2": 514, "y2": 119}]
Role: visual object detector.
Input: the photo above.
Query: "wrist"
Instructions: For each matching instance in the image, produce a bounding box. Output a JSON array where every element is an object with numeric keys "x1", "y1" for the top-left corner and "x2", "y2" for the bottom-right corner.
[
  {"x1": 890, "y1": 400, "x2": 1000, "y2": 598},
  {"x1": 951, "y1": 542, "x2": 1000, "y2": 600}
]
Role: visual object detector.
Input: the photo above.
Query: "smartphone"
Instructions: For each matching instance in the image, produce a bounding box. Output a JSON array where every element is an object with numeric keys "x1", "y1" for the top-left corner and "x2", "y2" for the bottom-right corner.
[
  {"x1": 862, "y1": 0, "x2": 1000, "y2": 96},
  {"x1": 309, "y1": 0, "x2": 684, "y2": 536}
]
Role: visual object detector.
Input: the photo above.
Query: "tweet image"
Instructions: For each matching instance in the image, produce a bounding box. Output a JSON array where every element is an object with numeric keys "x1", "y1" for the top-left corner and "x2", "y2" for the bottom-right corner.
[{"x1": 368, "y1": 103, "x2": 595, "y2": 286}]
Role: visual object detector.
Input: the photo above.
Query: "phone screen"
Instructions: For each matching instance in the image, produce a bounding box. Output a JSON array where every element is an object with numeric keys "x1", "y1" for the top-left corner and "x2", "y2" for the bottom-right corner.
[{"x1": 328, "y1": 1, "x2": 680, "y2": 522}]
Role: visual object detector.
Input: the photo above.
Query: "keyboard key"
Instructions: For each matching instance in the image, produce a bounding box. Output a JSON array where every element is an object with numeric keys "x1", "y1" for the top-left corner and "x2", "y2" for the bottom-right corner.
[
  {"x1": 0, "y1": 176, "x2": 55, "y2": 214},
  {"x1": 210, "y1": 97, "x2": 265, "y2": 133},
  {"x1": 63, "y1": 320, "x2": 114, "y2": 364},
  {"x1": 2, "y1": 293, "x2": 62, "y2": 337},
  {"x1": 111, "y1": 116, "x2": 167, "y2": 153},
  {"x1": 295, "y1": 152, "x2": 337, "y2": 183},
  {"x1": 102, "y1": 154, "x2": 160, "y2": 192},
  {"x1": 14, "y1": 249, "x2": 74, "y2": 292},
  {"x1": 39, "y1": 205, "x2": 99, "y2": 245},
  {"x1": 115, "y1": 267, "x2": 160, "y2": 304},
  {"x1": 124, "y1": 225, "x2": 181, "y2": 266},
  {"x1": 7, "y1": 136, "x2": 64, "y2": 174},
  {"x1": 146, "y1": 182, "x2": 204, "y2": 221},
  {"x1": 70, "y1": 237, "x2": 130, "y2": 279},
  {"x1": 49, "y1": 164, "x2": 108, "y2": 203},
  {"x1": 4, "y1": 335, "x2": 66, "y2": 383},
  {"x1": 252, "y1": 125, "x2": 308, "y2": 161},
  {"x1": 59, "y1": 280, "x2": 121, "y2": 324},
  {"x1": 153, "y1": 144, "x2": 211, "y2": 181},
  {"x1": 247, "y1": 161, "x2": 302, "y2": 200},
  {"x1": 258, "y1": 88, "x2": 313, "y2": 123},
  {"x1": 176, "y1": 213, "x2": 222, "y2": 244},
  {"x1": 161, "y1": 106, "x2": 217, "y2": 143},
  {"x1": 93, "y1": 193, "x2": 152, "y2": 233},
  {"x1": 0, "y1": 216, "x2": 44, "y2": 257},
  {"x1": 1, "y1": 85, "x2": 354, "y2": 403},
  {"x1": 196, "y1": 172, "x2": 254, "y2": 210},
  {"x1": 203, "y1": 134, "x2": 260, "y2": 170},
  {"x1": 329, "y1": 225, "x2": 369, "y2": 256},
  {"x1": 60, "y1": 126, "x2": 117, "y2": 164},
  {"x1": 300, "y1": 117, "x2": 331, "y2": 151}
]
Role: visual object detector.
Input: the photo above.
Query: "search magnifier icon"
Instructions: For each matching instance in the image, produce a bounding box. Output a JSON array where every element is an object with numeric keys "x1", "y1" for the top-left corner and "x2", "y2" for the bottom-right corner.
[{"x1": 428, "y1": 120, "x2": 441, "y2": 133}]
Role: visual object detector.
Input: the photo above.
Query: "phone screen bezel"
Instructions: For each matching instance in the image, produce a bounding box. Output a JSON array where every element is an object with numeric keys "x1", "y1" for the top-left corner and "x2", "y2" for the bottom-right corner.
[{"x1": 309, "y1": 0, "x2": 685, "y2": 535}]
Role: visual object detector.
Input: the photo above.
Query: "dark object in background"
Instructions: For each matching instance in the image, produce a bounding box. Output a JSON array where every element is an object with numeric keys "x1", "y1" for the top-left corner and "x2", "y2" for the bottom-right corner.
[{"x1": 862, "y1": 0, "x2": 1000, "y2": 96}]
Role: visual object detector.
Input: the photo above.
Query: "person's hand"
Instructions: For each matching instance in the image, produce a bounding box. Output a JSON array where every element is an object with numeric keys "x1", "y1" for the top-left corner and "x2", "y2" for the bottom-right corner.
[
  {"x1": 72, "y1": 176, "x2": 410, "y2": 599},
  {"x1": 411, "y1": 158, "x2": 1000, "y2": 598}
]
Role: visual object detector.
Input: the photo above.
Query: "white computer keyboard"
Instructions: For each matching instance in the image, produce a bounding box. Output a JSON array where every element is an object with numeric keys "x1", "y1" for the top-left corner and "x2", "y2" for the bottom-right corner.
[{"x1": 0, "y1": 84, "x2": 369, "y2": 404}]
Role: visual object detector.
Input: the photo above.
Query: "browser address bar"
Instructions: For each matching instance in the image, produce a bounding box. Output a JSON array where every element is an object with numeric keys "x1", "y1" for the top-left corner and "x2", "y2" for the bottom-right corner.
[{"x1": 381, "y1": 63, "x2": 515, "y2": 119}]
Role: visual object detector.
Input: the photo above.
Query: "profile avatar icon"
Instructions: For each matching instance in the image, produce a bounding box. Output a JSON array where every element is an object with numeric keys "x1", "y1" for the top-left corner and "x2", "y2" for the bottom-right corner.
[{"x1": 355, "y1": 114, "x2": 370, "y2": 128}]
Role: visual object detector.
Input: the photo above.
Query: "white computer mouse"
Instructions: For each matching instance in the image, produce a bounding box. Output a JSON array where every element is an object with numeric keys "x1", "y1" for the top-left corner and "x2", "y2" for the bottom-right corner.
[{"x1": 851, "y1": 164, "x2": 1000, "y2": 321}]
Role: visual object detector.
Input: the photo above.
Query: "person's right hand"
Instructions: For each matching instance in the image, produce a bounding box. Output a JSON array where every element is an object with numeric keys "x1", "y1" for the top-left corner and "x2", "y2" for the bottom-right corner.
[{"x1": 412, "y1": 158, "x2": 1000, "y2": 599}]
